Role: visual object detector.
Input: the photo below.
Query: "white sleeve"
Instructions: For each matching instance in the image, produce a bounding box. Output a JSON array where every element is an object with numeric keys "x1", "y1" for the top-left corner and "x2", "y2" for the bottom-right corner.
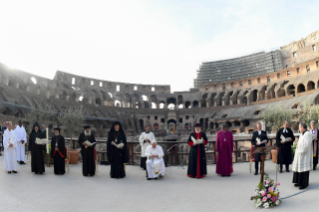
[
  {"x1": 158, "y1": 146, "x2": 164, "y2": 158},
  {"x1": 145, "y1": 145, "x2": 151, "y2": 157},
  {"x1": 139, "y1": 133, "x2": 145, "y2": 146},
  {"x1": 3, "y1": 131, "x2": 9, "y2": 150},
  {"x1": 298, "y1": 133, "x2": 312, "y2": 153},
  {"x1": 12, "y1": 133, "x2": 17, "y2": 148}
]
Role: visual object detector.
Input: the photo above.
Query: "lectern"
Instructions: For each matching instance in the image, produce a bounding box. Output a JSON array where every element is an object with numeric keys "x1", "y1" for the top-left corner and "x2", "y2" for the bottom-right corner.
[{"x1": 253, "y1": 146, "x2": 277, "y2": 183}]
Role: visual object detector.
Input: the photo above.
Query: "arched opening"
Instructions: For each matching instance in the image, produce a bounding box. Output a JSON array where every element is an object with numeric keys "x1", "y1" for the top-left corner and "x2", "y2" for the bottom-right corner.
[
  {"x1": 200, "y1": 99, "x2": 207, "y2": 107},
  {"x1": 210, "y1": 93, "x2": 216, "y2": 106},
  {"x1": 287, "y1": 85, "x2": 295, "y2": 96},
  {"x1": 2, "y1": 108, "x2": 12, "y2": 115},
  {"x1": 178, "y1": 103, "x2": 184, "y2": 109},
  {"x1": 297, "y1": 84, "x2": 306, "y2": 93},
  {"x1": 139, "y1": 119, "x2": 144, "y2": 131},
  {"x1": 251, "y1": 90, "x2": 258, "y2": 102},
  {"x1": 277, "y1": 88, "x2": 285, "y2": 97},
  {"x1": 307, "y1": 81, "x2": 315, "y2": 91},
  {"x1": 241, "y1": 120, "x2": 249, "y2": 127},
  {"x1": 153, "y1": 123, "x2": 159, "y2": 130},
  {"x1": 242, "y1": 96, "x2": 248, "y2": 105},
  {"x1": 184, "y1": 123, "x2": 189, "y2": 130},
  {"x1": 167, "y1": 103, "x2": 175, "y2": 110},
  {"x1": 167, "y1": 97, "x2": 176, "y2": 109},
  {"x1": 193, "y1": 101, "x2": 199, "y2": 108},
  {"x1": 151, "y1": 102, "x2": 157, "y2": 109},
  {"x1": 233, "y1": 121, "x2": 240, "y2": 126},
  {"x1": 159, "y1": 102, "x2": 165, "y2": 109},
  {"x1": 226, "y1": 121, "x2": 232, "y2": 128},
  {"x1": 14, "y1": 110, "x2": 24, "y2": 117},
  {"x1": 61, "y1": 91, "x2": 68, "y2": 101},
  {"x1": 114, "y1": 100, "x2": 122, "y2": 107},
  {"x1": 134, "y1": 102, "x2": 140, "y2": 108},
  {"x1": 31, "y1": 77, "x2": 37, "y2": 84},
  {"x1": 96, "y1": 98, "x2": 102, "y2": 105},
  {"x1": 185, "y1": 101, "x2": 191, "y2": 109}
]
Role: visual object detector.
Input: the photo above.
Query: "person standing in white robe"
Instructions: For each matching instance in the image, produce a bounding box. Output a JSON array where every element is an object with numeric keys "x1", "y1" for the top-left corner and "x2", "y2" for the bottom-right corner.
[
  {"x1": 15, "y1": 120, "x2": 27, "y2": 164},
  {"x1": 3, "y1": 121, "x2": 18, "y2": 173},
  {"x1": 145, "y1": 141, "x2": 165, "y2": 180},
  {"x1": 139, "y1": 125, "x2": 155, "y2": 170}
]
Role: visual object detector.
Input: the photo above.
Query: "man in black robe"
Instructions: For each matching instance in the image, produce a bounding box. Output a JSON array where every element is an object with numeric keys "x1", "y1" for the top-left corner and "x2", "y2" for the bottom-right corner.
[
  {"x1": 187, "y1": 123, "x2": 208, "y2": 178},
  {"x1": 251, "y1": 122, "x2": 269, "y2": 175},
  {"x1": 107, "y1": 121, "x2": 128, "y2": 179},
  {"x1": 276, "y1": 120, "x2": 295, "y2": 173},
  {"x1": 51, "y1": 127, "x2": 66, "y2": 175},
  {"x1": 310, "y1": 121, "x2": 319, "y2": 170},
  {"x1": 29, "y1": 121, "x2": 46, "y2": 174},
  {"x1": 78, "y1": 125, "x2": 96, "y2": 176}
]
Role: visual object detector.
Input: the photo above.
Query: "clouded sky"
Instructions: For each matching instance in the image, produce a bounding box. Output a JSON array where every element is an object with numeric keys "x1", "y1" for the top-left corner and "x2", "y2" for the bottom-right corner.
[{"x1": 0, "y1": 0, "x2": 318, "y2": 92}]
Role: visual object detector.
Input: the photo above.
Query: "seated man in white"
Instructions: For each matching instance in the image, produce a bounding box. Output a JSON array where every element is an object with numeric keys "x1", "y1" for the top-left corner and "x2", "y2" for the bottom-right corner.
[{"x1": 145, "y1": 141, "x2": 165, "y2": 180}]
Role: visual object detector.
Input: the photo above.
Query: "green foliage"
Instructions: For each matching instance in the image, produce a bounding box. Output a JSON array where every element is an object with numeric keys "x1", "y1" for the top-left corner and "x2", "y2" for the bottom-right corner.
[
  {"x1": 297, "y1": 101, "x2": 319, "y2": 124},
  {"x1": 261, "y1": 106, "x2": 293, "y2": 131},
  {"x1": 25, "y1": 104, "x2": 54, "y2": 134},
  {"x1": 57, "y1": 106, "x2": 85, "y2": 143}
]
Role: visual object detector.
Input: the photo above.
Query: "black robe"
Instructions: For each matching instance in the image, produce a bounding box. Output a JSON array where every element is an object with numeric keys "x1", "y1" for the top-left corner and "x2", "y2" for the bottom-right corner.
[
  {"x1": 29, "y1": 122, "x2": 46, "y2": 174},
  {"x1": 187, "y1": 132, "x2": 208, "y2": 178},
  {"x1": 310, "y1": 128, "x2": 319, "y2": 166},
  {"x1": 78, "y1": 131, "x2": 96, "y2": 176},
  {"x1": 107, "y1": 131, "x2": 129, "y2": 178},
  {"x1": 251, "y1": 131, "x2": 269, "y2": 162},
  {"x1": 51, "y1": 135, "x2": 66, "y2": 174},
  {"x1": 276, "y1": 128, "x2": 295, "y2": 165}
]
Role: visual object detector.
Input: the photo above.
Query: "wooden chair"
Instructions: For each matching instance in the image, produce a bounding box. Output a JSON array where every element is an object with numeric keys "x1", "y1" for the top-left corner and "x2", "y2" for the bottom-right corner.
[
  {"x1": 65, "y1": 147, "x2": 70, "y2": 174},
  {"x1": 94, "y1": 148, "x2": 98, "y2": 175},
  {"x1": 248, "y1": 145, "x2": 255, "y2": 173}
]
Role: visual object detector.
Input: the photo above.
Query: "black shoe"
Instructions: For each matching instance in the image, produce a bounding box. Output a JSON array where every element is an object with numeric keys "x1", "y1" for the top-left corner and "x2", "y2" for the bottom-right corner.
[
  {"x1": 254, "y1": 170, "x2": 258, "y2": 175},
  {"x1": 280, "y1": 170, "x2": 283, "y2": 173},
  {"x1": 299, "y1": 186, "x2": 306, "y2": 190},
  {"x1": 286, "y1": 169, "x2": 290, "y2": 172},
  {"x1": 35, "y1": 172, "x2": 38, "y2": 174},
  {"x1": 147, "y1": 178, "x2": 152, "y2": 180},
  {"x1": 294, "y1": 184, "x2": 300, "y2": 187},
  {"x1": 12, "y1": 171, "x2": 17, "y2": 173},
  {"x1": 21, "y1": 162, "x2": 26, "y2": 165},
  {"x1": 8, "y1": 171, "x2": 11, "y2": 174}
]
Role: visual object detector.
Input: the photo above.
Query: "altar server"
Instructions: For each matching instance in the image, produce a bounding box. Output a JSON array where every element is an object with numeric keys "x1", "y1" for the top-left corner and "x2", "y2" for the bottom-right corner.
[
  {"x1": 292, "y1": 123, "x2": 313, "y2": 190},
  {"x1": 3, "y1": 122, "x2": 18, "y2": 173},
  {"x1": 276, "y1": 121, "x2": 295, "y2": 173},
  {"x1": 187, "y1": 123, "x2": 208, "y2": 178},
  {"x1": 216, "y1": 123, "x2": 234, "y2": 177},
  {"x1": 145, "y1": 141, "x2": 165, "y2": 180},
  {"x1": 139, "y1": 125, "x2": 155, "y2": 170},
  {"x1": 15, "y1": 120, "x2": 27, "y2": 164}
]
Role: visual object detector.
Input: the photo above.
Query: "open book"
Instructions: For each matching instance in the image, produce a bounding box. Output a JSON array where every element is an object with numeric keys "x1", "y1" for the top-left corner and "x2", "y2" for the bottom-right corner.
[
  {"x1": 112, "y1": 142, "x2": 124, "y2": 149},
  {"x1": 35, "y1": 138, "x2": 48, "y2": 145},
  {"x1": 280, "y1": 135, "x2": 291, "y2": 142},
  {"x1": 84, "y1": 140, "x2": 96, "y2": 146},
  {"x1": 191, "y1": 136, "x2": 203, "y2": 145},
  {"x1": 256, "y1": 138, "x2": 267, "y2": 145},
  {"x1": 312, "y1": 134, "x2": 317, "y2": 140}
]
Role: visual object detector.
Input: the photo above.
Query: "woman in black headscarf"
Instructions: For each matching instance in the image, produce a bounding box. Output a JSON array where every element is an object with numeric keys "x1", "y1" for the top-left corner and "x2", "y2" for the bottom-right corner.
[
  {"x1": 29, "y1": 121, "x2": 45, "y2": 174},
  {"x1": 107, "y1": 121, "x2": 129, "y2": 179}
]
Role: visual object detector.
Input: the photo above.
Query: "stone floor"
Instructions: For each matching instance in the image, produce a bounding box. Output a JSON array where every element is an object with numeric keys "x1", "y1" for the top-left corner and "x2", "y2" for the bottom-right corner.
[{"x1": 0, "y1": 157, "x2": 318, "y2": 212}]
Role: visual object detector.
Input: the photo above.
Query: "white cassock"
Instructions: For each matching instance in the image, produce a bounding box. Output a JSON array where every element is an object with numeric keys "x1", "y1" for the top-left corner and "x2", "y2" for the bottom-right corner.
[
  {"x1": 3, "y1": 129, "x2": 18, "y2": 171},
  {"x1": 14, "y1": 125, "x2": 27, "y2": 162},
  {"x1": 145, "y1": 145, "x2": 165, "y2": 178},
  {"x1": 139, "y1": 132, "x2": 155, "y2": 157}
]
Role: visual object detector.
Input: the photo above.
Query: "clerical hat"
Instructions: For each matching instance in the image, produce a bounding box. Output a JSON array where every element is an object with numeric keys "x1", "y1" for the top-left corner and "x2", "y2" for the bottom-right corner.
[
  {"x1": 194, "y1": 123, "x2": 201, "y2": 127},
  {"x1": 54, "y1": 127, "x2": 61, "y2": 131},
  {"x1": 83, "y1": 124, "x2": 91, "y2": 129}
]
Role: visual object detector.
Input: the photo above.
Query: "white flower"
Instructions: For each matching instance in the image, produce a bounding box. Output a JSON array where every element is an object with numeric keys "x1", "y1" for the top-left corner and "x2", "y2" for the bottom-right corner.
[
  {"x1": 259, "y1": 190, "x2": 265, "y2": 194},
  {"x1": 255, "y1": 199, "x2": 262, "y2": 207},
  {"x1": 255, "y1": 190, "x2": 259, "y2": 195},
  {"x1": 263, "y1": 202, "x2": 270, "y2": 208},
  {"x1": 275, "y1": 200, "x2": 280, "y2": 206}
]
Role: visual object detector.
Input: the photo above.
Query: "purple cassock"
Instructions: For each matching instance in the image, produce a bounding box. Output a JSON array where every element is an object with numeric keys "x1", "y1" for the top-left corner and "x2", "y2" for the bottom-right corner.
[{"x1": 216, "y1": 130, "x2": 234, "y2": 176}]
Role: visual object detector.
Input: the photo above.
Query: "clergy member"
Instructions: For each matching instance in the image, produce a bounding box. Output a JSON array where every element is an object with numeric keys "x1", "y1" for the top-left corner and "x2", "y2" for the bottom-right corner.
[
  {"x1": 292, "y1": 123, "x2": 313, "y2": 190},
  {"x1": 216, "y1": 123, "x2": 234, "y2": 177},
  {"x1": 15, "y1": 120, "x2": 27, "y2": 165},
  {"x1": 139, "y1": 125, "x2": 155, "y2": 170},
  {"x1": 276, "y1": 120, "x2": 295, "y2": 173},
  {"x1": 251, "y1": 122, "x2": 269, "y2": 175},
  {"x1": 107, "y1": 121, "x2": 129, "y2": 179},
  {"x1": 145, "y1": 140, "x2": 165, "y2": 180},
  {"x1": 310, "y1": 121, "x2": 319, "y2": 170},
  {"x1": 29, "y1": 121, "x2": 46, "y2": 174},
  {"x1": 187, "y1": 123, "x2": 208, "y2": 178},
  {"x1": 3, "y1": 122, "x2": 18, "y2": 173},
  {"x1": 78, "y1": 125, "x2": 96, "y2": 176},
  {"x1": 51, "y1": 127, "x2": 66, "y2": 175}
]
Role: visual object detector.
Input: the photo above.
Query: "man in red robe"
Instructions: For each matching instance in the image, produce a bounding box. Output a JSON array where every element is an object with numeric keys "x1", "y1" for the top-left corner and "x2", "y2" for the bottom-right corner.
[
  {"x1": 216, "y1": 123, "x2": 234, "y2": 177},
  {"x1": 187, "y1": 123, "x2": 208, "y2": 178}
]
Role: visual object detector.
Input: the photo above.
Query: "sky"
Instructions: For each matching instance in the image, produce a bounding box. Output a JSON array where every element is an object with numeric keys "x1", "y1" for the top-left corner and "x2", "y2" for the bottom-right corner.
[{"x1": 0, "y1": 0, "x2": 318, "y2": 92}]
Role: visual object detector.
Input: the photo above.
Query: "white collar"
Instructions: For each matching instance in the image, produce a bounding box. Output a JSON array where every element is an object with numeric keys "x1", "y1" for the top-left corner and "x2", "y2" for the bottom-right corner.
[{"x1": 84, "y1": 130, "x2": 91, "y2": 136}]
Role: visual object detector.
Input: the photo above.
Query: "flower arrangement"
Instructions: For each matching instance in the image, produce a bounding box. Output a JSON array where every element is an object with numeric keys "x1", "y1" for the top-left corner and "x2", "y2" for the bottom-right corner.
[{"x1": 251, "y1": 174, "x2": 282, "y2": 208}]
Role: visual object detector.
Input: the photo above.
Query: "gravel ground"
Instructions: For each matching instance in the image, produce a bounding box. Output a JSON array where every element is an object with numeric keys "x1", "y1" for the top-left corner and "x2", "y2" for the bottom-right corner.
[{"x1": 0, "y1": 157, "x2": 318, "y2": 212}]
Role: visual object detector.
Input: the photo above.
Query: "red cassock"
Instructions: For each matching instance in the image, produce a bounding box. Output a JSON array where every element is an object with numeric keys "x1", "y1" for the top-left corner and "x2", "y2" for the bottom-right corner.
[
  {"x1": 187, "y1": 131, "x2": 208, "y2": 178},
  {"x1": 216, "y1": 130, "x2": 233, "y2": 176}
]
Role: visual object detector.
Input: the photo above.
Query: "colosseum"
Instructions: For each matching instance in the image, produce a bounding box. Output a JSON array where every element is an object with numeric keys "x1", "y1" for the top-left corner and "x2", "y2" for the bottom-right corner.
[{"x1": 1, "y1": 30, "x2": 319, "y2": 164}]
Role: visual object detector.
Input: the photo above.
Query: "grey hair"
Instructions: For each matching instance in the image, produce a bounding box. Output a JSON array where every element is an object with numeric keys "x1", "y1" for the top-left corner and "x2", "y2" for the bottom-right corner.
[
  {"x1": 310, "y1": 120, "x2": 316, "y2": 125},
  {"x1": 300, "y1": 123, "x2": 307, "y2": 130},
  {"x1": 42, "y1": 124, "x2": 46, "y2": 127},
  {"x1": 7, "y1": 121, "x2": 12, "y2": 125},
  {"x1": 257, "y1": 122, "x2": 262, "y2": 126},
  {"x1": 283, "y1": 120, "x2": 289, "y2": 124}
]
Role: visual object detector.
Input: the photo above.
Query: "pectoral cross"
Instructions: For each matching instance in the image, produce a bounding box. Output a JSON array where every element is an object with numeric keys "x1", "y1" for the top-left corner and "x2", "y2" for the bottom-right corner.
[{"x1": 115, "y1": 139, "x2": 117, "y2": 142}]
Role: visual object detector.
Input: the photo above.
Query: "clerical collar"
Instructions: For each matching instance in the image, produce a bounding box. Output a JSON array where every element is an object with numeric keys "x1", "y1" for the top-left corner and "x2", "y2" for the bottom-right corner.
[
  {"x1": 145, "y1": 131, "x2": 150, "y2": 134},
  {"x1": 195, "y1": 130, "x2": 201, "y2": 134},
  {"x1": 302, "y1": 131, "x2": 307, "y2": 135},
  {"x1": 84, "y1": 130, "x2": 91, "y2": 136}
]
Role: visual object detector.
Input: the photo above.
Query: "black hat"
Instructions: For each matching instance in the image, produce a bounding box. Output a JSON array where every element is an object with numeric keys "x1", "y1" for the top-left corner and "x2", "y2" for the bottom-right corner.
[
  {"x1": 83, "y1": 124, "x2": 90, "y2": 129},
  {"x1": 194, "y1": 123, "x2": 201, "y2": 127},
  {"x1": 54, "y1": 127, "x2": 61, "y2": 131}
]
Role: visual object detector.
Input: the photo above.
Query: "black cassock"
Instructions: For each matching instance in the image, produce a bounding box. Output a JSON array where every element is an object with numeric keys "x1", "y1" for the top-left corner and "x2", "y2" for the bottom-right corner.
[
  {"x1": 29, "y1": 122, "x2": 46, "y2": 174},
  {"x1": 276, "y1": 128, "x2": 295, "y2": 165},
  {"x1": 187, "y1": 132, "x2": 208, "y2": 178},
  {"x1": 310, "y1": 128, "x2": 319, "y2": 167},
  {"x1": 107, "y1": 131, "x2": 129, "y2": 178},
  {"x1": 251, "y1": 131, "x2": 269, "y2": 172},
  {"x1": 51, "y1": 135, "x2": 66, "y2": 174},
  {"x1": 78, "y1": 132, "x2": 96, "y2": 176}
]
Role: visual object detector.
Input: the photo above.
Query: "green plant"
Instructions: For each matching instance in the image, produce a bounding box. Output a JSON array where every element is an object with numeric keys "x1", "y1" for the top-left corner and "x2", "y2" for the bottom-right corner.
[{"x1": 261, "y1": 106, "x2": 293, "y2": 131}]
